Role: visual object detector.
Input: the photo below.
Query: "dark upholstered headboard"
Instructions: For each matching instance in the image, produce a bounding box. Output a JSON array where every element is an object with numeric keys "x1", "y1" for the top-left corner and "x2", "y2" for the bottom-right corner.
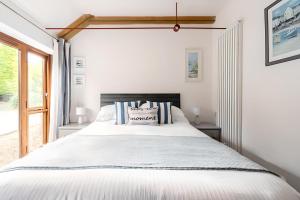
[{"x1": 100, "y1": 93, "x2": 180, "y2": 108}]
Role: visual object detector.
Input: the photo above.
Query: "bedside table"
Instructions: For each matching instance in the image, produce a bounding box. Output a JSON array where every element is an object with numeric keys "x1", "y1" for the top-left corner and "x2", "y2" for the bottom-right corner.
[
  {"x1": 58, "y1": 122, "x2": 90, "y2": 138},
  {"x1": 191, "y1": 122, "x2": 221, "y2": 142}
]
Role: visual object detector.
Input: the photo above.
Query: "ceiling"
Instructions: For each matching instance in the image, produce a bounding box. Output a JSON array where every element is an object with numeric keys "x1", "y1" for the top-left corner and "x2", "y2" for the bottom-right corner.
[{"x1": 11, "y1": 0, "x2": 228, "y2": 28}]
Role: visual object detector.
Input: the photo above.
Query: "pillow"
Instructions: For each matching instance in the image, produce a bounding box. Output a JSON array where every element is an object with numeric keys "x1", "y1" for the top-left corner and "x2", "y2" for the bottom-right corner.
[
  {"x1": 115, "y1": 101, "x2": 140, "y2": 125},
  {"x1": 171, "y1": 106, "x2": 188, "y2": 122},
  {"x1": 147, "y1": 101, "x2": 172, "y2": 124},
  {"x1": 95, "y1": 105, "x2": 116, "y2": 122},
  {"x1": 128, "y1": 107, "x2": 158, "y2": 125},
  {"x1": 139, "y1": 103, "x2": 148, "y2": 108}
]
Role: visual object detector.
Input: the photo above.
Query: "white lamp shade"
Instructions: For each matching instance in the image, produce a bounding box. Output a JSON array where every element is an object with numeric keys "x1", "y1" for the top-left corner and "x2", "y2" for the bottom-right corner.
[
  {"x1": 76, "y1": 107, "x2": 86, "y2": 116},
  {"x1": 192, "y1": 107, "x2": 200, "y2": 116}
]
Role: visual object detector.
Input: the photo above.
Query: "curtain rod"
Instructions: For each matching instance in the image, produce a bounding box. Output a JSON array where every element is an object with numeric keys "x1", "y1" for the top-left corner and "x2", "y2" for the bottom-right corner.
[
  {"x1": 0, "y1": 1, "x2": 58, "y2": 41},
  {"x1": 46, "y1": 27, "x2": 227, "y2": 30}
]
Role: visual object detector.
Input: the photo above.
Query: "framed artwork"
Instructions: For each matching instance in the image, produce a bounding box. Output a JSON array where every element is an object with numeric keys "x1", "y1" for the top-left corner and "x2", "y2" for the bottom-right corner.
[
  {"x1": 265, "y1": 0, "x2": 300, "y2": 66},
  {"x1": 73, "y1": 57, "x2": 86, "y2": 74},
  {"x1": 73, "y1": 75, "x2": 86, "y2": 87},
  {"x1": 185, "y1": 48, "x2": 202, "y2": 82}
]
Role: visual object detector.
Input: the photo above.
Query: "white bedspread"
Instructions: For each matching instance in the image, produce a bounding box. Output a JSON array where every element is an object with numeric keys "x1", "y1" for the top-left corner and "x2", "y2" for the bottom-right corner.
[
  {"x1": 75, "y1": 119, "x2": 206, "y2": 137},
  {"x1": 0, "y1": 120, "x2": 299, "y2": 200}
]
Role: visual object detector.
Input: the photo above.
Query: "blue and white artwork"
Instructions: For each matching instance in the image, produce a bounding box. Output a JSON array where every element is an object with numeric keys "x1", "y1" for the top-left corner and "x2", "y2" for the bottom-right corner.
[
  {"x1": 188, "y1": 52, "x2": 199, "y2": 78},
  {"x1": 185, "y1": 49, "x2": 202, "y2": 82},
  {"x1": 266, "y1": 0, "x2": 300, "y2": 65}
]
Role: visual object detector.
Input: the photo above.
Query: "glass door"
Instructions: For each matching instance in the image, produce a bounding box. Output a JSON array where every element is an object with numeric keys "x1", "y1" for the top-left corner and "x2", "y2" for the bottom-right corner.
[
  {"x1": 27, "y1": 52, "x2": 48, "y2": 152},
  {"x1": 0, "y1": 41, "x2": 20, "y2": 166},
  {"x1": 0, "y1": 32, "x2": 50, "y2": 166}
]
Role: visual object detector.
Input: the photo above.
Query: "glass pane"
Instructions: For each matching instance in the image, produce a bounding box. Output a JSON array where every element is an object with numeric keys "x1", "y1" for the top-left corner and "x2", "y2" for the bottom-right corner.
[
  {"x1": 28, "y1": 113, "x2": 43, "y2": 152},
  {"x1": 0, "y1": 42, "x2": 20, "y2": 166},
  {"x1": 28, "y1": 53, "x2": 44, "y2": 108}
]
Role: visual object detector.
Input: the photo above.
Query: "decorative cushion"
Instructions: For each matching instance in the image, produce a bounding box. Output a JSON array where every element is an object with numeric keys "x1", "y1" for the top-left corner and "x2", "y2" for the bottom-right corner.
[
  {"x1": 95, "y1": 105, "x2": 116, "y2": 122},
  {"x1": 128, "y1": 107, "x2": 159, "y2": 125},
  {"x1": 115, "y1": 101, "x2": 140, "y2": 125},
  {"x1": 147, "y1": 101, "x2": 172, "y2": 124},
  {"x1": 139, "y1": 103, "x2": 148, "y2": 108}
]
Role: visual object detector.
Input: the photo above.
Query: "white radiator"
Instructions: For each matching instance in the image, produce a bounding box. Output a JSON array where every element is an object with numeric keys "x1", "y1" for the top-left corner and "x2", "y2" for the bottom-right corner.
[{"x1": 217, "y1": 21, "x2": 243, "y2": 152}]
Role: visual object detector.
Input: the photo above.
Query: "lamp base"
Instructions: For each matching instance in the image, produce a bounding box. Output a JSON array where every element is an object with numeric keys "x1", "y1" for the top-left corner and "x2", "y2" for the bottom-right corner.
[
  {"x1": 194, "y1": 115, "x2": 201, "y2": 125},
  {"x1": 78, "y1": 116, "x2": 84, "y2": 124}
]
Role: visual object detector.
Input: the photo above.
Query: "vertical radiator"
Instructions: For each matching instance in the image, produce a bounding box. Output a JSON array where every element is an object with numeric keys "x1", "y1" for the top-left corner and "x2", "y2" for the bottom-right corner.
[{"x1": 217, "y1": 21, "x2": 243, "y2": 152}]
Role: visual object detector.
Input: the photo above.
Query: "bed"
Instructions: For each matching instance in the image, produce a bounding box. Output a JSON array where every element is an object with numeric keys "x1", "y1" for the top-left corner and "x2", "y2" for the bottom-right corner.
[{"x1": 0, "y1": 93, "x2": 299, "y2": 200}]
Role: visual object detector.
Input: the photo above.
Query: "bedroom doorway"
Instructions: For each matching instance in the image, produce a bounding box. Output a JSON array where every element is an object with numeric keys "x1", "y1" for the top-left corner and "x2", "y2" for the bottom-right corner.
[{"x1": 0, "y1": 33, "x2": 51, "y2": 166}]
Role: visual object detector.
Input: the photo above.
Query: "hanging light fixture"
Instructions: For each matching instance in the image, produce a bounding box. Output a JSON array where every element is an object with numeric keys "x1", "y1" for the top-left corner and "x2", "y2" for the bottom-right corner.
[{"x1": 173, "y1": 2, "x2": 181, "y2": 32}]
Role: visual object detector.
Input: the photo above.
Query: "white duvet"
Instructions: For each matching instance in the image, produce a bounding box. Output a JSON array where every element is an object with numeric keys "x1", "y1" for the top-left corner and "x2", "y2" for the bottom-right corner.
[
  {"x1": 75, "y1": 118, "x2": 206, "y2": 137},
  {"x1": 0, "y1": 119, "x2": 299, "y2": 200}
]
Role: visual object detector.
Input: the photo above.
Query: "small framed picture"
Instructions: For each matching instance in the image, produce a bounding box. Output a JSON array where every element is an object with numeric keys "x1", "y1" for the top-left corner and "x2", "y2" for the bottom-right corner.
[
  {"x1": 73, "y1": 57, "x2": 86, "y2": 74},
  {"x1": 185, "y1": 48, "x2": 202, "y2": 82},
  {"x1": 265, "y1": 0, "x2": 300, "y2": 66},
  {"x1": 73, "y1": 75, "x2": 86, "y2": 87}
]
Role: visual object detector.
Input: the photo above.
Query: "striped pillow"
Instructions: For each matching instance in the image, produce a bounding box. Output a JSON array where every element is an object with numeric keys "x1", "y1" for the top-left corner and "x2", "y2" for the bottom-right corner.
[
  {"x1": 147, "y1": 101, "x2": 172, "y2": 124},
  {"x1": 115, "y1": 101, "x2": 140, "y2": 125}
]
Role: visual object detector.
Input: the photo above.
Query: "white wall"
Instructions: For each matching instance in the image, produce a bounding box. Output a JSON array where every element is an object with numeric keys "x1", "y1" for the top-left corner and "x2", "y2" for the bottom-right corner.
[
  {"x1": 212, "y1": 0, "x2": 300, "y2": 192},
  {"x1": 70, "y1": 29, "x2": 215, "y2": 123},
  {"x1": 0, "y1": 0, "x2": 53, "y2": 53}
]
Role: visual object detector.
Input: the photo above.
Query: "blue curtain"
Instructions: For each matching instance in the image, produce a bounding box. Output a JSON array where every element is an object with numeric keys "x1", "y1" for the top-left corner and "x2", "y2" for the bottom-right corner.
[{"x1": 57, "y1": 39, "x2": 71, "y2": 132}]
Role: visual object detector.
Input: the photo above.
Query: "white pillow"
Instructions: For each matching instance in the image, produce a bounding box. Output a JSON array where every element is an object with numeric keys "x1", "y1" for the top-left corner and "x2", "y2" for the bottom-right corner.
[
  {"x1": 140, "y1": 103, "x2": 148, "y2": 108},
  {"x1": 128, "y1": 107, "x2": 159, "y2": 126},
  {"x1": 95, "y1": 105, "x2": 116, "y2": 122},
  {"x1": 171, "y1": 106, "x2": 187, "y2": 122}
]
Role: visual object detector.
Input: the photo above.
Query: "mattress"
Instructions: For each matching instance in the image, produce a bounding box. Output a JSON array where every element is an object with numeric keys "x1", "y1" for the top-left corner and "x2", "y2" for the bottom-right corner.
[{"x1": 0, "y1": 119, "x2": 299, "y2": 200}]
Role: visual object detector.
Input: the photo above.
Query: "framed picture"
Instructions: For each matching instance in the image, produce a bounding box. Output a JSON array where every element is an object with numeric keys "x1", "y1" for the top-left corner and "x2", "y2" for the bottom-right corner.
[
  {"x1": 265, "y1": 0, "x2": 300, "y2": 66},
  {"x1": 73, "y1": 57, "x2": 86, "y2": 74},
  {"x1": 185, "y1": 48, "x2": 202, "y2": 82},
  {"x1": 73, "y1": 75, "x2": 86, "y2": 87}
]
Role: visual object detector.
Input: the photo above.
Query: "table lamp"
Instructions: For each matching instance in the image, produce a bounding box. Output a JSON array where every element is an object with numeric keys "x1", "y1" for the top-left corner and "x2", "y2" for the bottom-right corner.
[
  {"x1": 76, "y1": 107, "x2": 87, "y2": 124},
  {"x1": 192, "y1": 107, "x2": 201, "y2": 125}
]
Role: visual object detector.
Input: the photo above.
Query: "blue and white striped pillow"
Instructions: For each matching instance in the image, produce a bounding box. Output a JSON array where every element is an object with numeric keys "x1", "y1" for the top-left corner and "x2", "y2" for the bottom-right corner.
[
  {"x1": 115, "y1": 101, "x2": 140, "y2": 125},
  {"x1": 147, "y1": 101, "x2": 172, "y2": 124}
]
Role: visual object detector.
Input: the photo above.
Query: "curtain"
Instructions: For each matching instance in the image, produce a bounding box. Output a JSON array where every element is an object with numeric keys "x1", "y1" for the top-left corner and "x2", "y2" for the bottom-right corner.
[{"x1": 49, "y1": 38, "x2": 71, "y2": 141}]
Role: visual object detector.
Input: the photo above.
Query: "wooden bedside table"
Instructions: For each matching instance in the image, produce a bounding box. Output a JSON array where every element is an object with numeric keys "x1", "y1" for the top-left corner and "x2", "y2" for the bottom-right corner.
[
  {"x1": 58, "y1": 122, "x2": 90, "y2": 138},
  {"x1": 191, "y1": 122, "x2": 221, "y2": 142}
]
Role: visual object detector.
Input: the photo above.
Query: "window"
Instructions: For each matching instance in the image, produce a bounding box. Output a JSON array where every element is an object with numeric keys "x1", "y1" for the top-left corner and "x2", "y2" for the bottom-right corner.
[{"x1": 0, "y1": 32, "x2": 51, "y2": 166}]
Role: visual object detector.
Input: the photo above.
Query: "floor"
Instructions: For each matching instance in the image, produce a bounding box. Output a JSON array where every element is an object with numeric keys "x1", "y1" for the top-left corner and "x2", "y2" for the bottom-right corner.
[
  {"x1": 0, "y1": 126, "x2": 42, "y2": 167},
  {"x1": 0, "y1": 102, "x2": 43, "y2": 167},
  {"x1": 0, "y1": 130, "x2": 19, "y2": 167}
]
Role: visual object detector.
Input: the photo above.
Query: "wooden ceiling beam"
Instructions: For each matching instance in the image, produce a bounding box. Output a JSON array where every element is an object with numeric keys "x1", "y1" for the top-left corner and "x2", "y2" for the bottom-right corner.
[
  {"x1": 89, "y1": 16, "x2": 216, "y2": 25},
  {"x1": 57, "y1": 14, "x2": 94, "y2": 40},
  {"x1": 56, "y1": 15, "x2": 216, "y2": 40}
]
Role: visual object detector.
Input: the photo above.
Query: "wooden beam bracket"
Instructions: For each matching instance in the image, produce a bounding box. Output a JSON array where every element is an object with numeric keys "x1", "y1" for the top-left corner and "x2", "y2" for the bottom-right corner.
[{"x1": 57, "y1": 14, "x2": 94, "y2": 40}]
